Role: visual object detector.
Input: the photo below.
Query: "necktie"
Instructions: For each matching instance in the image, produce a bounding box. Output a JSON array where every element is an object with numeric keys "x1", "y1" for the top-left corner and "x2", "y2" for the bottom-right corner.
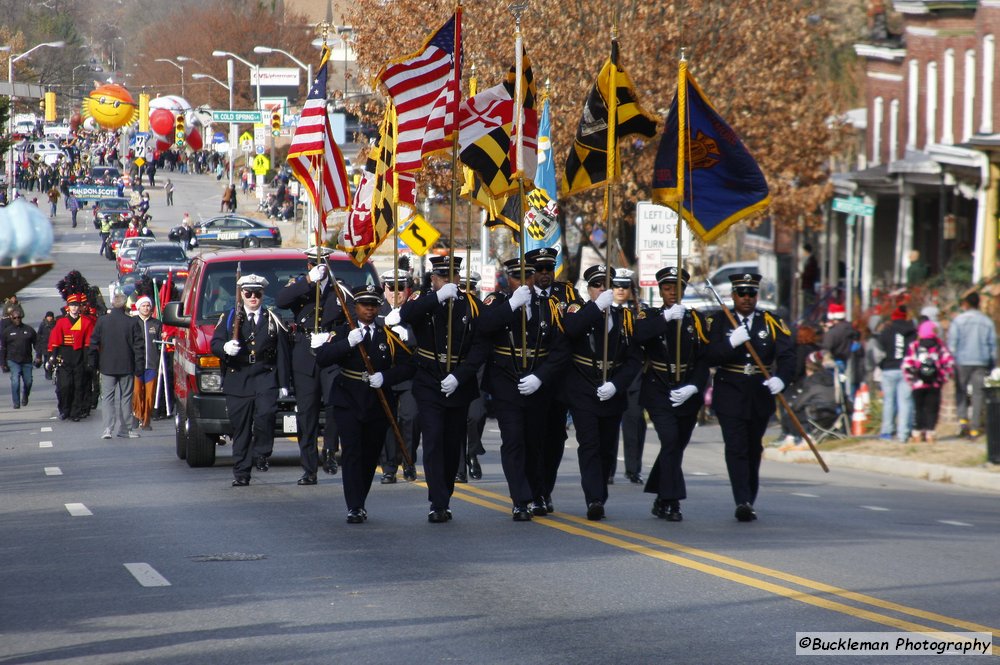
[
  {"x1": 743, "y1": 315, "x2": 751, "y2": 333},
  {"x1": 363, "y1": 326, "x2": 372, "y2": 346},
  {"x1": 248, "y1": 312, "x2": 256, "y2": 328},
  {"x1": 540, "y1": 289, "x2": 547, "y2": 299}
]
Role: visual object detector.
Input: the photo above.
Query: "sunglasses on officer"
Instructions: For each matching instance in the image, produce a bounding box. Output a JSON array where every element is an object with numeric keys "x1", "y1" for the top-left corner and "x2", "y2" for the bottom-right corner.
[
  {"x1": 734, "y1": 288, "x2": 758, "y2": 298},
  {"x1": 242, "y1": 289, "x2": 263, "y2": 298}
]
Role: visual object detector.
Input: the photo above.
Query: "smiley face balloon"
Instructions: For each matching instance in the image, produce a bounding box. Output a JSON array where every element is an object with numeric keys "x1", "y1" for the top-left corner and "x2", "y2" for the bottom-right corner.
[{"x1": 83, "y1": 83, "x2": 139, "y2": 130}]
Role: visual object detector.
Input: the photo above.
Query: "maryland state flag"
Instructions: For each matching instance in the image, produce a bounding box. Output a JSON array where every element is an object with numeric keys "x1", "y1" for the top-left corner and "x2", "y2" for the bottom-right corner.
[
  {"x1": 458, "y1": 52, "x2": 538, "y2": 197},
  {"x1": 652, "y1": 61, "x2": 770, "y2": 242},
  {"x1": 339, "y1": 105, "x2": 417, "y2": 266},
  {"x1": 561, "y1": 39, "x2": 658, "y2": 196}
]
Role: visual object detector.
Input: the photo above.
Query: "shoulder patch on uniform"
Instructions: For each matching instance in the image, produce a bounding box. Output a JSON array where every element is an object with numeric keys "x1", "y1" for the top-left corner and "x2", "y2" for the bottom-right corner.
[
  {"x1": 637, "y1": 309, "x2": 647, "y2": 320},
  {"x1": 566, "y1": 303, "x2": 581, "y2": 314},
  {"x1": 483, "y1": 294, "x2": 498, "y2": 306},
  {"x1": 408, "y1": 290, "x2": 422, "y2": 301},
  {"x1": 286, "y1": 276, "x2": 297, "y2": 286}
]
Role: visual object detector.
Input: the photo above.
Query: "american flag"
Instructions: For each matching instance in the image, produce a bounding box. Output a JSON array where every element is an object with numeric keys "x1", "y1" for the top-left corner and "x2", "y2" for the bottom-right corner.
[
  {"x1": 378, "y1": 11, "x2": 462, "y2": 173},
  {"x1": 287, "y1": 46, "x2": 351, "y2": 230}
]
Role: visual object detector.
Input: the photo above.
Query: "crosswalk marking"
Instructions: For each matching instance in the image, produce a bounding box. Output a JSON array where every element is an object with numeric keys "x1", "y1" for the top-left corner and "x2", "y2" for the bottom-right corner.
[{"x1": 124, "y1": 563, "x2": 171, "y2": 587}]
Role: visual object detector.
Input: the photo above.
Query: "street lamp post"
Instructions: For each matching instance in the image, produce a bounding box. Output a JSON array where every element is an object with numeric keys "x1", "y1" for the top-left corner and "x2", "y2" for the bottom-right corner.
[
  {"x1": 6, "y1": 40, "x2": 65, "y2": 201},
  {"x1": 193, "y1": 66, "x2": 235, "y2": 185},
  {"x1": 155, "y1": 58, "x2": 185, "y2": 97},
  {"x1": 212, "y1": 50, "x2": 260, "y2": 110}
]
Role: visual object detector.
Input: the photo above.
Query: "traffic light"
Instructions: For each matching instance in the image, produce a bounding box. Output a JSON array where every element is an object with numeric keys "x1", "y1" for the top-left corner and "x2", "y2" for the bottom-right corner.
[
  {"x1": 175, "y1": 114, "x2": 186, "y2": 146},
  {"x1": 44, "y1": 92, "x2": 57, "y2": 122},
  {"x1": 270, "y1": 111, "x2": 281, "y2": 137}
]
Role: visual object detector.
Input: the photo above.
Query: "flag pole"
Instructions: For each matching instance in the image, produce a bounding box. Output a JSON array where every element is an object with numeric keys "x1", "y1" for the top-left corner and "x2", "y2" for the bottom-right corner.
[
  {"x1": 465, "y1": 64, "x2": 477, "y2": 296},
  {"x1": 674, "y1": 51, "x2": 688, "y2": 383},
  {"x1": 446, "y1": 1, "x2": 464, "y2": 373},
  {"x1": 601, "y1": 14, "x2": 620, "y2": 384},
  {"x1": 510, "y1": 0, "x2": 529, "y2": 369},
  {"x1": 314, "y1": 19, "x2": 333, "y2": 334}
]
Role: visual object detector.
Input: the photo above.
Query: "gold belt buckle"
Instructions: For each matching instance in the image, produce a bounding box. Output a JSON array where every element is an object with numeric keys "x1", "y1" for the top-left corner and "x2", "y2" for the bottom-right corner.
[{"x1": 361, "y1": 371, "x2": 370, "y2": 384}]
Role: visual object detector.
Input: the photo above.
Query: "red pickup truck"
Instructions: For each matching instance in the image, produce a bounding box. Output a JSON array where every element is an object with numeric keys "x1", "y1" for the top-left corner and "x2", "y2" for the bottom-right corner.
[{"x1": 161, "y1": 247, "x2": 378, "y2": 467}]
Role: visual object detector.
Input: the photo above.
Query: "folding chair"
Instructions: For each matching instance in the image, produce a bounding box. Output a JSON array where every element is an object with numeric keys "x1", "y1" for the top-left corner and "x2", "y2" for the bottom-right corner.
[{"x1": 807, "y1": 365, "x2": 851, "y2": 443}]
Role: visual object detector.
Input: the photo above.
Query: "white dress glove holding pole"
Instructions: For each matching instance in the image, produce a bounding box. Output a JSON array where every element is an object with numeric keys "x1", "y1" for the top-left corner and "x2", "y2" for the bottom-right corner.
[
  {"x1": 310, "y1": 332, "x2": 330, "y2": 348},
  {"x1": 347, "y1": 327, "x2": 365, "y2": 347},
  {"x1": 391, "y1": 325, "x2": 409, "y2": 343},
  {"x1": 508, "y1": 285, "x2": 532, "y2": 310},
  {"x1": 517, "y1": 373, "x2": 542, "y2": 395},
  {"x1": 596, "y1": 381, "x2": 617, "y2": 401},
  {"x1": 307, "y1": 264, "x2": 327, "y2": 283},
  {"x1": 368, "y1": 372, "x2": 384, "y2": 389},
  {"x1": 384, "y1": 308, "x2": 401, "y2": 326},
  {"x1": 594, "y1": 289, "x2": 614, "y2": 312},
  {"x1": 662, "y1": 304, "x2": 685, "y2": 322},
  {"x1": 436, "y1": 283, "x2": 459, "y2": 303},
  {"x1": 440, "y1": 374, "x2": 459, "y2": 397},
  {"x1": 729, "y1": 326, "x2": 751, "y2": 348},
  {"x1": 763, "y1": 376, "x2": 785, "y2": 395},
  {"x1": 223, "y1": 340, "x2": 240, "y2": 356},
  {"x1": 669, "y1": 385, "x2": 698, "y2": 407}
]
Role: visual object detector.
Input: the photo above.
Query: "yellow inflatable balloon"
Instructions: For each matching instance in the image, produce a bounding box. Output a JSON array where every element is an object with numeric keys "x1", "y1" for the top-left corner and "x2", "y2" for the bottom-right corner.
[{"x1": 82, "y1": 83, "x2": 138, "y2": 130}]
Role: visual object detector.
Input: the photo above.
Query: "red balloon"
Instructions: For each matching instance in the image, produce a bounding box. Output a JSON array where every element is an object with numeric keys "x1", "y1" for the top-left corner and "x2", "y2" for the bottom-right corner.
[
  {"x1": 149, "y1": 108, "x2": 175, "y2": 137},
  {"x1": 186, "y1": 127, "x2": 203, "y2": 151},
  {"x1": 155, "y1": 138, "x2": 173, "y2": 152},
  {"x1": 69, "y1": 113, "x2": 82, "y2": 132}
]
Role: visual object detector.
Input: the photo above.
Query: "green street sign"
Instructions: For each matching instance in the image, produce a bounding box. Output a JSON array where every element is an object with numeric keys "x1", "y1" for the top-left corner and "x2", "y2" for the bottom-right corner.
[
  {"x1": 832, "y1": 197, "x2": 875, "y2": 217},
  {"x1": 210, "y1": 110, "x2": 265, "y2": 124}
]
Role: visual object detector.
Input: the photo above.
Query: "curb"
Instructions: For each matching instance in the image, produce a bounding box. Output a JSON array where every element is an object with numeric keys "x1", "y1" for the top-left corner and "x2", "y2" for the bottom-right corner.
[{"x1": 765, "y1": 448, "x2": 1000, "y2": 493}]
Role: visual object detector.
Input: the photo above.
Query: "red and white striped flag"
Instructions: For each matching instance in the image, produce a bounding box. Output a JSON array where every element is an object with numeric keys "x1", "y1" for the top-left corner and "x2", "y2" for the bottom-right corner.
[
  {"x1": 287, "y1": 46, "x2": 351, "y2": 230},
  {"x1": 377, "y1": 11, "x2": 461, "y2": 173}
]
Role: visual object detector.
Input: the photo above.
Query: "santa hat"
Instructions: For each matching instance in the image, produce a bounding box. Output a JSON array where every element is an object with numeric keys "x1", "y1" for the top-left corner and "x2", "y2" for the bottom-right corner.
[
  {"x1": 134, "y1": 296, "x2": 152, "y2": 309},
  {"x1": 890, "y1": 305, "x2": 908, "y2": 321},
  {"x1": 827, "y1": 303, "x2": 846, "y2": 320}
]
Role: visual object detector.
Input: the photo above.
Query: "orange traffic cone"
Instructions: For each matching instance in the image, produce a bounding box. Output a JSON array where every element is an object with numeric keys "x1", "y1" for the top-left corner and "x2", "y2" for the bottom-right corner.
[{"x1": 851, "y1": 382, "x2": 870, "y2": 436}]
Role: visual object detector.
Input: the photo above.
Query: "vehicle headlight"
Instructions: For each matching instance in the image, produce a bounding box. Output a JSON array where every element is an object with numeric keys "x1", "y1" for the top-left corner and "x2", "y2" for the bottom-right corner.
[{"x1": 198, "y1": 369, "x2": 223, "y2": 393}]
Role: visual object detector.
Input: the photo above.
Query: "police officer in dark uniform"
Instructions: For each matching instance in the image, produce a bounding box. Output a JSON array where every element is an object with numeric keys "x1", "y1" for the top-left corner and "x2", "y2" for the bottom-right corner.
[
  {"x1": 561, "y1": 265, "x2": 642, "y2": 520},
  {"x1": 400, "y1": 254, "x2": 486, "y2": 523},
  {"x1": 523, "y1": 247, "x2": 574, "y2": 512},
  {"x1": 635, "y1": 267, "x2": 710, "y2": 522},
  {"x1": 275, "y1": 247, "x2": 349, "y2": 485},
  {"x1": 478, "y1": 258, "x2": 569, "y2": 521},
  {"x1": 377, "y1": 268, "x2": 418, "y2": 484},
  {"x1": 456, "y1": 271, "x2": 487, "y2": 483},
  {"x1": 705, "y1": 273, "x2": 795, "y2": 521},
  {"x1": 313, "y1": 284, "x2": 415, "y2": 523},
  {"x1": 210, "y1": 275, "x2": 292, "y2": 487}
]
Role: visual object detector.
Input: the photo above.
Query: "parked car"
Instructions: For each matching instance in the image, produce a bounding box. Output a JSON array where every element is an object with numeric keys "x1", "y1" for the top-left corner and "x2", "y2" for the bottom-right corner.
[
  {"x1": 682, "y1": 261, "x2": 778, "y2": 313},
  {"x1": 161, "y1": 248, "x2": 378, "y2": 467},
  {"x1": 193, "y1": 214, "x2": 282, "y2": 248}
]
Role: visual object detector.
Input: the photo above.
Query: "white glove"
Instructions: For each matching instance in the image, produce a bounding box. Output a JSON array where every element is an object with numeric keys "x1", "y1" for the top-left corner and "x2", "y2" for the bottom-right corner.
[
  {"x1": 508, "y1": 285, "x2": 532, "y2": 310},
  {"x1": 670, "y1": 385, "x2": 698, "y2": 407},
  {"x1": 729, "y1": 326, "x2": 751, "y2": 348},
  {"x1": 763, "y1": 376, "x2": 785, "y2": 395},
  {"x1": 310, "y1": 332, "x2": 330, "y2": 348},
  {"x1": 517, "y1": 374, "x2": 542, "y2": 395},
  {"x1": 436, "y1": 283, "x2": 459, "y2": 303},
  {"x1": 391, "y1": 325, "x2": 409, "y2": 343},
  {"x1": 384, "y1": 308, "x2": 401, "y2": 326},
  {"x1": 279, "y1": 388, "x2": 290, "y2": 399},
  {"x1": 662, "y1": 304, "x2": 685, "y2": 322},
  {"x1": 594, "y1": 289, "x2": 614, "y2": 312},
  {"x1": 307, "y1": 264, "x2": 327, "y2": 283},
  {"x1": 367, "y1": 372, "x2": 384, "y2": 389},
  {"x1": 596, "y1": 381, "x2": 617, "y2": 401},
  {"x1": 440, "y1": 374, "x2": 459, "y2": 397},
  {"x1": 347, "y1": 327, "x2": 365, "y2": 347},
  {"x1": 223, "y1": 340, "x2": 240, "y2": 356}
]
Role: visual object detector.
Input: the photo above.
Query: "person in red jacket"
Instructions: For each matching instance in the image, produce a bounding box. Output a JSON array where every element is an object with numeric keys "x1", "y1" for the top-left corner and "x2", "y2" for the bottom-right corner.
[{"x1": 47, "y1": 293, "x2": 95, "y2": 420}]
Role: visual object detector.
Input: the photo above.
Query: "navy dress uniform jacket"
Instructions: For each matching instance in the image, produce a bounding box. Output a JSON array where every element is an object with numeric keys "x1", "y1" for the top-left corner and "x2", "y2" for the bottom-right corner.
[
  {"x1": 315, "y1": 323, "x2": 415, "y2": 415},
  {"x1": 634, "y1": 306, "x2": 711, "y2": 416},
  {"x1": 275, "y1": 275, "x2": 350, "y2": 378},
  {"x1": 210, "y1": 307, "x2": 291, "y2": 397},
  {"x1": 560, "y1": 302, "x2": 642, "y2": 414}
]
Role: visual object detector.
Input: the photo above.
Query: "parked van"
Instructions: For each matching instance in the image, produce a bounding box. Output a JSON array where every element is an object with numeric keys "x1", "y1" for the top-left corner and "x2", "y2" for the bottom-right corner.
[{"x1": 161, "y1": 247, "x2": 379, "y2": 466}]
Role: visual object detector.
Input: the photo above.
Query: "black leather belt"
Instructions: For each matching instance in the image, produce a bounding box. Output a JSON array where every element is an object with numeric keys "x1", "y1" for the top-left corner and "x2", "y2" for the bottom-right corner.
[
  {"x1": 417, "y1": 348, "x2": 462, "y2": 364},
  {"x1": 721, "y1": 363, "x2": 763, "y2": 375},
  {"x1": 494, "y1": 346, "x2": 548, "y2": 359},
  {"x1": 572, "y1": 354, "x2": 620, "y2": 372}
]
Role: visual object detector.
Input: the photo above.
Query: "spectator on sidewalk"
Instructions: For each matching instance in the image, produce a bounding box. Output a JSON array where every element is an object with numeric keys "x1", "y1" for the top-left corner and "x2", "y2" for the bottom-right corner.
[
  {"x1": 902, "y1": 321, "x2": 955, "y2": 443},
  {"x1": 164, "y1": 179, "x2": 175, "y2": 206},
  {"x1": 877, "y1": 305, "x2": 917, "y2": 442},
  {"x1": 947, "y1": 293, "x2": 997, "y2": 438}
]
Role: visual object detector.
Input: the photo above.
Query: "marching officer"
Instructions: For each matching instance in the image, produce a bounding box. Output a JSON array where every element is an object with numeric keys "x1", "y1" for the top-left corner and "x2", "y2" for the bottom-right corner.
[
  {"x1": 48, "y1": 292, "x2": 94, "y2": 421},
  {"x1": 456, "y1": 271, "x2": 487, "y2": 483},
  {"x1": 635, "y1": 267, "x2": 710, "y2": 522},
  {"x1": 522, "y1": 247, "x2": 574, "y2": 512},
  {"x1": 210, "y1": 274, "x2": 292, "y2": 487},
  {"x1": 313, "y1": 284, "x2": 415, "y2": 523},
  {"x1": 705, "y1": 272, "x2": 795, "y2": 522},
  {"x1": 378, "y1": 268, "x2": 419, "y2": 485},
  {"x1": 561, "y1": 265, "x2": 642, "y2": 520},
  {"x1": 274, "y1": 247, "x2": 350, "y2": 485},
  {"x1": 478, "y1": 257, "x2": 569, "y2": 521},
  {"x1": 400, "y1": 255, "x2": 486, "y2": 522}
]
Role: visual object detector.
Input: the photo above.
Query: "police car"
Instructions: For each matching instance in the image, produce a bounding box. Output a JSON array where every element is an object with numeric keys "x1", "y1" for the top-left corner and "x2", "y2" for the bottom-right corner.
[{"x1": 193, "y1": 214, "x2": 282, "y2": 248}]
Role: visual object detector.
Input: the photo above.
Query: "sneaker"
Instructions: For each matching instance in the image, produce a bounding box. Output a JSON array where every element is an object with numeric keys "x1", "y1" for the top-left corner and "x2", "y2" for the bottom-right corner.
[
  {"x1": 101, "y1": 429, "x2": 113, "y2": 440},
  {"x1": 128, "y1": 430, "x2": 140, "y2": 439},
  {"x1": 878, "y1": 433, "x2": 893, "y2": 441}
]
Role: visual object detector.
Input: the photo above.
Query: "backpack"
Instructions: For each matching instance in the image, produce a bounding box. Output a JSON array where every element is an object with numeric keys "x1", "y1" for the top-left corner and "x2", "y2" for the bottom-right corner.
[{"x1": 915, "y1": 346, "x2": 940, "y2": 383}]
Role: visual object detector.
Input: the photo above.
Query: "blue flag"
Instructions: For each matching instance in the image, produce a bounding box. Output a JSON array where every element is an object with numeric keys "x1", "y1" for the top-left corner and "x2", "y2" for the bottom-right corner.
[
  {"x1": 652, "y1": 65, "x2": 770, "y2": 242},
  {"x1": 523, "y1": 98, "x2": 566, "y2": 278}
]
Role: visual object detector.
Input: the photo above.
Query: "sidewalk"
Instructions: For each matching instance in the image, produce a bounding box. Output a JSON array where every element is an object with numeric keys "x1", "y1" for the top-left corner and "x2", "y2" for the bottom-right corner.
[{"x1": 765, "y1": 434, "x2": 1000, "y2": 493}]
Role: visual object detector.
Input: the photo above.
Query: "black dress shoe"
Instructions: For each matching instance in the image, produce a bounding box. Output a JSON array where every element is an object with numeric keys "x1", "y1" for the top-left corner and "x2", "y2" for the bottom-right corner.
[
  {"x1": 403, "y1": 465, "x2": 416, "y2": 481},
  {"x1": 626, "y1": 472, "x2": 644, "y2": 484},
  {"x1": 321, "y1": 449, "x2": 338, "y2": 474},
  {"x1": 254, "y1": 455, "x2": 269, "y2": 472},
  {"x1": 297, "y1": 474, "x2": 317, "y2": 486},
  {"x1": 651, "y1": 498, "x2": 666, "y2": 518},
  {"x1": 606, "y1": 475, "x2": 615, "y2": 485},
  {"x1": 586, "y1": 501, "x2": 605, "y2": 521},
  {"x1": 468, "y1": 456, "x2": 482, "y2": 480},
  {"x1": 428, "y1": 509, "x2": 449, "y2": 523},
  {"x1": 530, "y1": 500, "x2": 548, "y2": 516},
  {"x1": 381, "y1": 472, "x2": 397, "y2": 484},
  {"x1": 454, "y1": 471, "x2": 467, "y2": 483},
  {"x1": 346, "y1": 508, "x2": 365, "y2": 524},
  {"x1": 735, "y1": 503, "x2": 757, "y2": 522},
  {"x1": 543, "y1": 495, "x2": 554, "y2": 513},
  {"x1": 665, "y1": 500, "x2": 683, "y2": 522},
  {"x1": 232, "y1": 477, "x2": 250, "y2": 487},
  {"x1": 512, "y1": 505, "x2": 532, "y2": 522}
]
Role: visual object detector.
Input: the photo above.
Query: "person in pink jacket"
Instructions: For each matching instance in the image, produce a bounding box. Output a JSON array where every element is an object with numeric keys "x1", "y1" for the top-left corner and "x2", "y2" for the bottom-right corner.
[{"x1": 902, "y1": 320, "x2": 955, "y2": 443}]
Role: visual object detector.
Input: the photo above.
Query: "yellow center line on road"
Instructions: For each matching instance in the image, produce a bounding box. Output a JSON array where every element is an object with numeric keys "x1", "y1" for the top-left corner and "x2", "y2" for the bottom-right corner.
[{"x1": 450, "y1": 483, "x2": 999, "y2": 653}]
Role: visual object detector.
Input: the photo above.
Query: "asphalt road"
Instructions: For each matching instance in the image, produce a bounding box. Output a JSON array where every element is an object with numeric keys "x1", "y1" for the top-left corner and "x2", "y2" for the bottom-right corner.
[{"x1": 3, "y1": 172, "x2": 999, "y2": 664}]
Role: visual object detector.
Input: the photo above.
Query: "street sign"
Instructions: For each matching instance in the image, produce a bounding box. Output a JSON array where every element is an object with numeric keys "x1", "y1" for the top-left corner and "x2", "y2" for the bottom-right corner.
[
  {"x1": 252, "y1": 154, "x2": 270, "y2": 176},
  {"x1": 240, "y1": 140, "x2": 253, "y2": 153},
  {"x1": 255, "y1": 145, "x2": 265, "y2": 156},
  {"x1": 399, "y1": 214, "x2": 439, "y2": 256},
  {"x1": 239, "y1": 131, "x2": 254, "y2": 144},
  {"x1": 635, "y1": 202, "x2": 691, "y2": 287},
  {"x1": 832, "y1": 197, "x2": 875, "y2": 217},
  {"x1": 210, "y1": 110, "x2": 265, "y2": 124}
]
